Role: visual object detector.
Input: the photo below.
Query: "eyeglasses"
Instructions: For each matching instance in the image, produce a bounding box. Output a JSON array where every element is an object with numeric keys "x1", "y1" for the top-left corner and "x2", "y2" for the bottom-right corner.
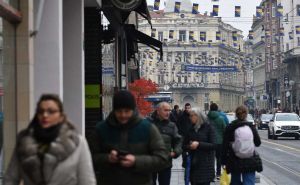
[{"x1": 37, "y1": 109, "x2": 60, "y2": 115}]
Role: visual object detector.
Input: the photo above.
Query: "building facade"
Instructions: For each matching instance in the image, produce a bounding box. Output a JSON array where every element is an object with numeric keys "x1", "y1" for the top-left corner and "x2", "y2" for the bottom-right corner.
[
  {"x1": 280, "y1": 0, "x2": 300, "y2": 111},
  {"x1": 138, "y1": 0, "x2": 246, "y2": 111},
  {"x1": 250, "y1": 16, "x2": 268, "y2": 109}
]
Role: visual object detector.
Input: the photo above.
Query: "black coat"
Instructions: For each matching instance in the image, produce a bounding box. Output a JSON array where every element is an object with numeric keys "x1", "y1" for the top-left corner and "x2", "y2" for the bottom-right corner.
[
  {"x1": 183, "y1": 123, "x2": 216, "y2": 183},
  {"x1": 177, "y1": 111, "x2": 192, "y2": 137},
  {"x1": 221, "y1": 120, "x2": 262, "y2": 174}
]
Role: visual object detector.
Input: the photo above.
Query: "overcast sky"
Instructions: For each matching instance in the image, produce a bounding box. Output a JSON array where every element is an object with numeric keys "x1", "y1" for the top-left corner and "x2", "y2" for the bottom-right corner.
[{"x1": 146, "y1": 0, "x2": 262, "y2": 37}]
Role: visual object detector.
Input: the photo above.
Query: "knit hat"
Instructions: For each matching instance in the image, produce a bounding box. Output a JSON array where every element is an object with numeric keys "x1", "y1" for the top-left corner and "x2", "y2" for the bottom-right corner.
[{"x1": 113, "y1": 90, "x2": 136, "y2": 110}]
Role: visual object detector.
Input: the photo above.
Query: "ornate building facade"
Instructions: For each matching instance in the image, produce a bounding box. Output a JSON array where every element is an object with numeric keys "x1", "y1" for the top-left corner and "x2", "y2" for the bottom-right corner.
[{"x1": 138, "y1": 0, "x2": 246, "y2": 111}]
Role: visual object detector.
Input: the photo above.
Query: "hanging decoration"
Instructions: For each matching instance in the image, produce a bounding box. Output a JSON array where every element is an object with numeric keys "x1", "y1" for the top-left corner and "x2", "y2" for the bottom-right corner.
[
  {"x1": 154, "y1": 0, "x2": 160, "y2": 11},
  {"x1": 256, "y1": 6, "x2": 263, "y2": 18},
  {"x1": 212, "y1": 5, "x2": 219, "y2": 16},
  {"x1": 216, "y1": 31, "x2": 221, "y2": 40},
  {"x1": 277, "y1": 5, "x2": 283, "y2": 17},
  {"x1": 192, "y1": 3, "x2": 199, "y2": 14},
  {"x1": 235, "y1": 6, "x2": 241, "y2": 17},
  {"x1": 249, "y1": 30, "x2": 254, "y2": 40},
  {"x1": 174, "y1": 2, "x2": 181, "y2": 13}
]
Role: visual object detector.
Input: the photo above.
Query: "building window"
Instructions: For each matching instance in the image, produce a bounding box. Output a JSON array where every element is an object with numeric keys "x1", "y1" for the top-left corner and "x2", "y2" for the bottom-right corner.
[
  {"x1": 297, "y1": 5, "x2": 300, "y2": 16},
  {"x1": 158, "y1": 31, "x2": 164, "y2": 42},
  {"x1": 298, "y1": 37, "x2": 300, "y2": 46},
  {"x1": 286, "y1": 43, "x2": 289, "y2": 51},
  {"x1": 179, "y1": 30, "x2": 186, "y2": 42},
  {"x1": 272, "y1": 5, "x2": 276, "y2": 17}
]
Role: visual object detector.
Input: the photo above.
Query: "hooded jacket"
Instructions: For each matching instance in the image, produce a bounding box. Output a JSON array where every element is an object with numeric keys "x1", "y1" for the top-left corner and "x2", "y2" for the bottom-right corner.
[
  {"x1": 208, "y1": 111, "x2": 226, "y2": 144},
  {"x1": 147, "y1": 111, "x2": 182, "y2": 167},
  {"x1": 90, "y1": 111, "x2": 169, "y2": 185},
  {"x1": 4, "y1": 122, "x2": 96, "y2": 185}
]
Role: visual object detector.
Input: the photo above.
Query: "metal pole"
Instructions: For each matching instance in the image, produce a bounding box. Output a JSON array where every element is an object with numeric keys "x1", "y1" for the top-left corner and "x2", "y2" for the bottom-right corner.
[
  {"x1": 291, "y1": 86, "x2": 293, "y2": 112},
  {"x1": 114, "y1": 32, "x2": 121, "y2": 91}
]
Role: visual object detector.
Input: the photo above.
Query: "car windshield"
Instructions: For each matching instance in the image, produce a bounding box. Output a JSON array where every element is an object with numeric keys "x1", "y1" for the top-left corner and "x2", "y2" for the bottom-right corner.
[
  {"x1": 247, "y1": 114, "x2": 254, "y2": 121},
  {"x1": 276, "y1": 114, "x2": 300, "y2": 121},
  {"x1": 226, "y1": 115, "x2": 235, "y2": 123},
  {"x1": 261, "y1": 114, "x2": 273, "y2": 120}
]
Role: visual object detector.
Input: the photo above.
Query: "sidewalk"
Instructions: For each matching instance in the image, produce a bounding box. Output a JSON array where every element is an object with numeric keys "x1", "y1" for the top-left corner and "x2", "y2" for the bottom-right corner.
[{"x1": 170, "y1": 158, "x2": 274, "y2": 185}]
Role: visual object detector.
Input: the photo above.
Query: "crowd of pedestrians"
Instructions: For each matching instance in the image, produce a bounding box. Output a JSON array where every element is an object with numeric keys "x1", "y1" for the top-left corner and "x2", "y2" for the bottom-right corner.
[{"x1": 3, "y1": 90, "x2": 263, "y2": 185}]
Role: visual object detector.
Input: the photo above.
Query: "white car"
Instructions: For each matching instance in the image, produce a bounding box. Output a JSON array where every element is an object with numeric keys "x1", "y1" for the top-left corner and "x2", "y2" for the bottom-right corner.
[
  {"x1": 268, "y1": 113, "x2": 300, "y2": 140},
  {"x1": 225, "y1": 113, "x2": 255, "y2": 126}
]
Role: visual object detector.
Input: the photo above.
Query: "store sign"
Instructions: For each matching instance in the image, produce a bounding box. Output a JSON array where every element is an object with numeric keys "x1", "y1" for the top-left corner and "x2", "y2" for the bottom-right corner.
[
  {"x1": 85, "y1": 85, "x2": 100, "y2": 108},
  {"x1": 182, "y1": 64, "x2": 238, "y2": 73}
]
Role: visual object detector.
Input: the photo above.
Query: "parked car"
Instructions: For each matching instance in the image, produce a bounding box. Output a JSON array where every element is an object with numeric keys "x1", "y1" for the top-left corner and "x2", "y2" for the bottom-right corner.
[
  {"x1": 257, "y1": 114, "x2": 273, "y2": 129},
  {"x1": 247, "y1": 114, "x2": 255, "y2": 126},
  {"x1": 268, "y1": 113, "x2": 300, "y2": 140}
]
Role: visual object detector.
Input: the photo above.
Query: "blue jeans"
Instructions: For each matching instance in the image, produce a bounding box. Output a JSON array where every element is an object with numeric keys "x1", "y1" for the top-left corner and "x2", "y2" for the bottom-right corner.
[
  {"x1": 153, "y1": 167, "x2": 171, "y2": 185},
  {"x1": 231, "y1": 172, "x2": 255, "y2": 185}
]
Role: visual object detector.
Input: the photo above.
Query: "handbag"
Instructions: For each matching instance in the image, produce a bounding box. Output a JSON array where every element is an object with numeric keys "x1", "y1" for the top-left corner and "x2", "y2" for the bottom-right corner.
[
  {"x1": 234, "y1": 151, "x2": 263, "y2": 173},
  {"x1": 220, "y1": 169, "x2": 230, "y2": 185}
]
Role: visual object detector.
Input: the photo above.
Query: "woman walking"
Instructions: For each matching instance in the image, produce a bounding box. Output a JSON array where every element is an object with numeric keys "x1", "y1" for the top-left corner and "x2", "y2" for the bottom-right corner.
[
  {"x1": 4, "y1": 94, "x2": 96, "y2": 185},
  {"x1": 183, "y1": 110, "x2": 216, "y2": 185},
  {"x1": 222, "y1": 105, "x2": 262, "y2": 185}
]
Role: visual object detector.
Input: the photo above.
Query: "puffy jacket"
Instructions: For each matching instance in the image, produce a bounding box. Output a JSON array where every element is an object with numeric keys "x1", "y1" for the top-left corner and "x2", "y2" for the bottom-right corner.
[
  {"x1": 90, "y1": 111, "x2": 169, "y2": 185},
  {"x1": 208, "y1": 111, "x2": 226, "y2": 144},
  {"x1": 221, "y1": 120, "x2": 262, "y2": 174},
  {"x1": 183, "y1": 123, "x2": 216, "y2": 183},
  {"x1": 148, "y1": 111, "x2": 182, "y2": 167},
  {"x1": 4, "y1": 123, "x2": 96, "y2": 185}
]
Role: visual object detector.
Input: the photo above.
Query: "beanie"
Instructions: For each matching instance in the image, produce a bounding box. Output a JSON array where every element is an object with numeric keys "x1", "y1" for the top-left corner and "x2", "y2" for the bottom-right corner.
[{"x1": 113, "y1": 90, "x2": 136, "y2": 110}]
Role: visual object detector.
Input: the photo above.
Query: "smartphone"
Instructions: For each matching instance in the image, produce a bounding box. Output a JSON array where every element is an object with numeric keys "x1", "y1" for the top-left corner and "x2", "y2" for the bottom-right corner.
[{"x1": 117, "y1": 150, "x2": 130, "y2": 157}]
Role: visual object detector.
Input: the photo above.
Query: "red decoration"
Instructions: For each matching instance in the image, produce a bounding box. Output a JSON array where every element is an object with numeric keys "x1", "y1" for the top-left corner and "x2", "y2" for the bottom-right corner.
[{"x1": 129, "y1": 78, "x2": 158, "y2": 116}]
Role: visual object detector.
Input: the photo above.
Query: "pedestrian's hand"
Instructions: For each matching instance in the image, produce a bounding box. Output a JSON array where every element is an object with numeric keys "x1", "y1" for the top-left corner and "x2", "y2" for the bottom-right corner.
[
  {"x1": 190, "y1": 141, "x2": 199, "y2": 150},
  {"x1": 120, "y1": 154, "x2": 136, "y2": 168},
  {"x1": 170, "y1": 152, "x2": 176, "y2": 158},
  {"x1": 108, "y1": 150, "x2": 119, "y2": 164}
]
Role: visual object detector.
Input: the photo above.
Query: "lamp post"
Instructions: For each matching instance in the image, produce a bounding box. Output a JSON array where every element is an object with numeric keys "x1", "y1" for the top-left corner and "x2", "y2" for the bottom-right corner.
[{"x1": 290, "y1": 80, "x2": 295, "y2": 112}]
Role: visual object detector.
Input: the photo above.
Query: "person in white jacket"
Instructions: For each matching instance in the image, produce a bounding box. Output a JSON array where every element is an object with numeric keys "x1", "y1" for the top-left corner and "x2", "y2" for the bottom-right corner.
[{"x1": 4, "y1": 94, "x2": 96, "y2": 185}]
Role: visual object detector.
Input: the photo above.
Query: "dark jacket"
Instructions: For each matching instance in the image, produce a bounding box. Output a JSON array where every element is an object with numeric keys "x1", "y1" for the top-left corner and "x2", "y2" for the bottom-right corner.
[
  {"x1": 208, "y1": 111, "x2": 226, "y2": 144},
  {"x1": 177, "y1": 111, "x2": 192, "y2": 137},
  {"x1": 169, "y1": 109, "x2": 181, "y2": 123},
  {"x1": 183, "y1": 123, "x2": 216, "y2": 183},
  {"x1": 221, "y1": 120, "x2": 262, "y2": 174},
  {"x1": 148, "y1": 111, "x2": 182, "y2": 167},
  {"x1": 90, "y1": 112, "x2": 169, "y2": 185}
]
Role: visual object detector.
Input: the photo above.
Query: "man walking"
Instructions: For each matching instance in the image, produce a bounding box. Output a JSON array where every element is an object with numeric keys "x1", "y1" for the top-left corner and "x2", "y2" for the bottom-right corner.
[
  {"x1": 170, "y1": 105, "x2": 181, "y2": 124},
  {"x1": 148, "y1": 102, "x2": 182, "y2": 185},
  {"x1": 177, "y1": 103, "x2": 192, "y2": 137},
  {"x1": 90, "y1": 91, "x2": 169, "y2": 185},
  {"x1": 207, "y1": 103, "x2": 226, "y2": 180}
]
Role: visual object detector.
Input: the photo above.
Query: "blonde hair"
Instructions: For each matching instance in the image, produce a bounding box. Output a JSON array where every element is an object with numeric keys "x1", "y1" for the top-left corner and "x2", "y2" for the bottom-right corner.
[{"x1": 235, "y1": 105, "x2": 248, "y2": 121}]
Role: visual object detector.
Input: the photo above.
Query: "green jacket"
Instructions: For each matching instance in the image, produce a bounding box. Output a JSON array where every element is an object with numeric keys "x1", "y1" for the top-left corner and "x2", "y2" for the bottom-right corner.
[
  {"x1": 147, "y1": 111, "x2": 182, "y2": 167},
  {"x1": 208, "y1": 111, "x2": 226, "y2": 144},
  {"x1": 89, "y1": 112, "x2": 169, "y2": 185}
]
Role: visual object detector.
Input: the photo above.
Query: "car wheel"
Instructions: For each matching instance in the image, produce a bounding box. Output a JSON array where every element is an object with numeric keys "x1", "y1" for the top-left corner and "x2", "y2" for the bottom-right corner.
[
  {"x1": 268, "y1": 129, "x2": 272, "y2": 139},
  {"x1": 272, "y1": 129, "x2": 277, "y2": 140}
]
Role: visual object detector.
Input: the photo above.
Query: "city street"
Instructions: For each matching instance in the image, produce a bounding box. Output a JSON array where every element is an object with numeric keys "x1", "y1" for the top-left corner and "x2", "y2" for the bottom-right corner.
[{"x1": 256, "y1": 130, "x2": 300, "y2": 185}]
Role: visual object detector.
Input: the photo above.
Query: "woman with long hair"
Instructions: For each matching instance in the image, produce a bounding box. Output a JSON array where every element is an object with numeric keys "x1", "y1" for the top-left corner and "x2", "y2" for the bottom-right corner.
[
  {"x1": 222, "y1": 105, "x2": 262, "y2": 185},
  {"x1": 183, "y1": 110, "x2": 216, "y2": 185},
  {"x1": 4, "y1": 94, "x2": 96, "y2": 185}
]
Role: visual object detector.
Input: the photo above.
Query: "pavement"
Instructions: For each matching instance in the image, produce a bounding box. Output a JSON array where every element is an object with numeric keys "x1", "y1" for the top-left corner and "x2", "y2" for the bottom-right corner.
[{"x1": 170, "y1": 155, "x2": 275, "y2": 185}]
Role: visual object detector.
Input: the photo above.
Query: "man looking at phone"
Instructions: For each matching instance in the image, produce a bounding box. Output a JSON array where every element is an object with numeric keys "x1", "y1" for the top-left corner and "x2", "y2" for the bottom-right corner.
[
  {"x1": 90, "y1": 91, "x2": 168, "y2": 185},
  {"x1": 148, "y1": 102, "x2": 182, "y2": 185}
]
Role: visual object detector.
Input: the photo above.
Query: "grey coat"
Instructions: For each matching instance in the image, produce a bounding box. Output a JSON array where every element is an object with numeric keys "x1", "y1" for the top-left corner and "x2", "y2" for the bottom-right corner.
[{"x1": 4, "y1": 123, "x2": 96, "y2": 185}]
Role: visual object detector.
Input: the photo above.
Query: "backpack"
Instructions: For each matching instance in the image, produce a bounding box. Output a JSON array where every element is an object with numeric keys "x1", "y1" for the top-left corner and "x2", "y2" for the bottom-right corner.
[{"x1": 232, "y1": 125, "x2": 255, "y2": 159}]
